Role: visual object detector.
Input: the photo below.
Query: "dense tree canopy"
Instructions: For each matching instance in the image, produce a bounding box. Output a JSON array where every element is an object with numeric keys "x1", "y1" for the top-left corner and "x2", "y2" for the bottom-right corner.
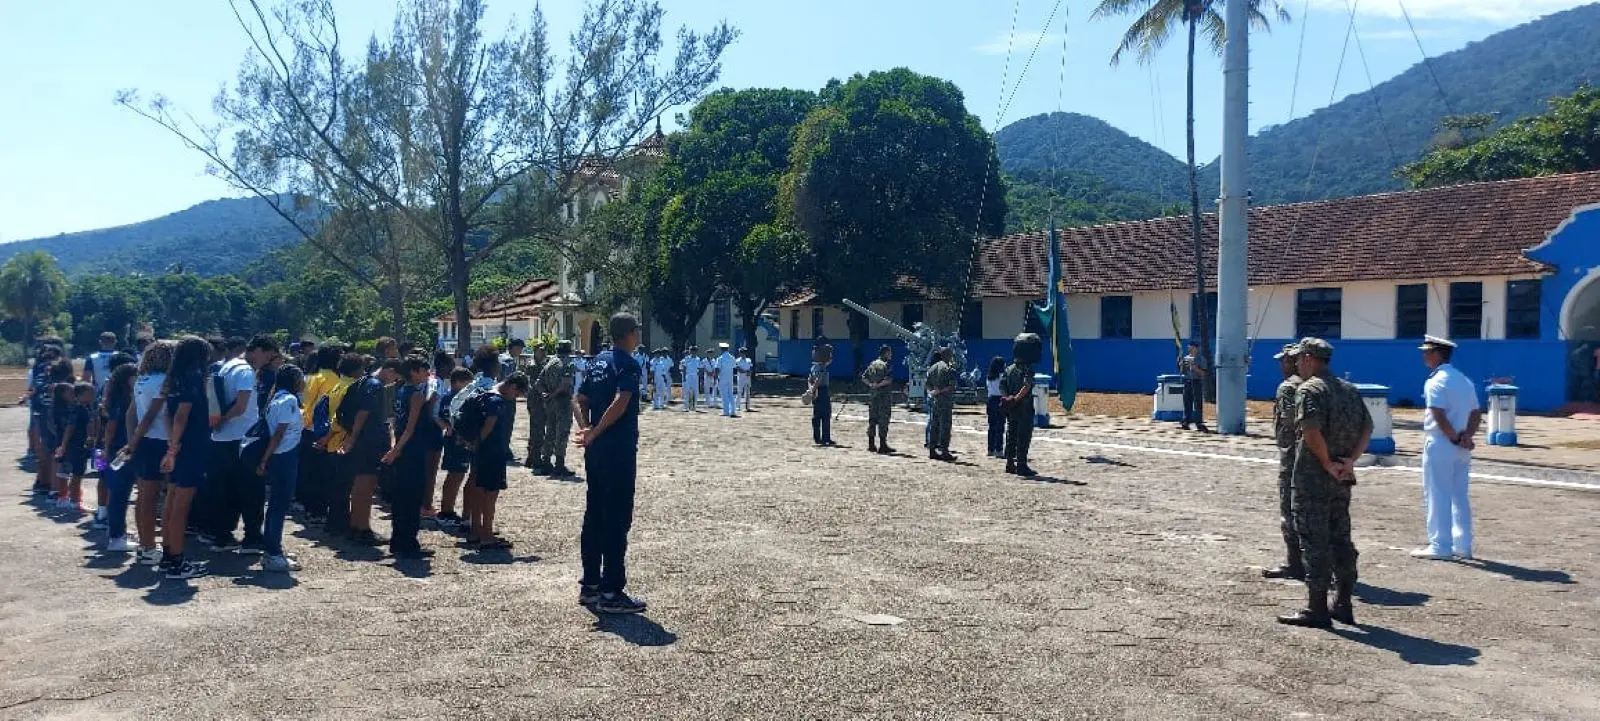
[{"x1": 1399, "y1": 85, "x2": 1600, "y2": 189}]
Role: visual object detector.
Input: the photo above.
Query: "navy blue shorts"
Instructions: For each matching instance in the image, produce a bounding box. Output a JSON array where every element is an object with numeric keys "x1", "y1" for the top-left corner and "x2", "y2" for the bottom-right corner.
[
  {"x1": 472, "y1": 454, "x2": 508, "y2": 491},
  {"x1": 168, "y1": 446, "x2": 209, "y2": 489},
  {"x1": 442, "y1": 441, "x2": 471, "y2": 472},
  {"x1": 344, "y1": 441, "x2": 387, "y2": 477},
  {"x1": 133, "y1": 438, "x2": 169, "y2": 481},
  {"x1": 62, "y1": 452, "x2": 89, "y2": 478}
]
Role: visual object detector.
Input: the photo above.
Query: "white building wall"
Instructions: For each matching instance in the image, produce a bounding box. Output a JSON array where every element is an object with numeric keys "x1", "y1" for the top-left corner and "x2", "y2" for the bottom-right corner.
[
  {"x1": 1247, "y1": 286, "x2": 1297, "y2": 339},
  {"x1": 981, "y1": 298, "x2": 1032, "y2": 339},
  {"x1": 1340, "y1": 281, "x2": 1396, "y2": 339},
  {"x1": 1132, "y1": 291, "x2": 1185, "y2": 339},
  {"x1": 1067, "y1": 294, "x2": 1101, "y2": 340}
]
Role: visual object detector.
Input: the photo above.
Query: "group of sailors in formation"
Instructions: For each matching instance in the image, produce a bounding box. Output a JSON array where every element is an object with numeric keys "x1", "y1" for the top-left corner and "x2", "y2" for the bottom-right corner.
[{"x1": 573, "y1": 342, "x2": 752, "y2": 416}]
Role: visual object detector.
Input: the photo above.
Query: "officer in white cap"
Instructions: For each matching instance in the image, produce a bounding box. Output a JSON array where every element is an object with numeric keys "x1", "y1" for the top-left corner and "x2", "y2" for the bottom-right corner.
[
  {"x1": 1413, "y1": 335, "x2": 1481, "y2": 561},
  {"x1": 714, "y1": 342, "x2": 737, "y2": 417}
]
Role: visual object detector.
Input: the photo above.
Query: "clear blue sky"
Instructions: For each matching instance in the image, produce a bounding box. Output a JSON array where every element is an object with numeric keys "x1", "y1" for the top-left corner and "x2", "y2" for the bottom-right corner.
[{"x1": 0, "y1": 0, "x2": 1587, "y2": 241}]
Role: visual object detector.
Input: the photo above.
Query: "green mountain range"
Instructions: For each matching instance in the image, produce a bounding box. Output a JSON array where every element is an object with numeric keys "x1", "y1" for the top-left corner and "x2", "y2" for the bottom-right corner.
[{"x1": 1, "y1": 196, "x2": 310, "y2": 277}]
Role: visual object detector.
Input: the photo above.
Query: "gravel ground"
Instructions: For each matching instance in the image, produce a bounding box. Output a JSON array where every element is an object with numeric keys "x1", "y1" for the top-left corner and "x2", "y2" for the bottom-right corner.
[{"x1": 1, "y1": 399, "x2": 1597, "y2": 720}]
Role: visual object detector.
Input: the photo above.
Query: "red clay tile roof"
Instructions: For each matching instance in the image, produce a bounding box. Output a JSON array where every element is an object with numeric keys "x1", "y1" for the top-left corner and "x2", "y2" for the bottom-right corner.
[
  {"x1": 974, "y1": 171, "x2": 1600, "y2": 298},
  {"x1": 437, "y1": 278, "x2": 566, "y2": 323},
  {"x1": 774, "y1": 276, "x2": 948, "y2": 308}
]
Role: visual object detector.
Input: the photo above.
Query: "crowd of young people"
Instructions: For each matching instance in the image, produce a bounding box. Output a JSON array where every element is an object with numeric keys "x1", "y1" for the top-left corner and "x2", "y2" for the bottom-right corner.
[{"x1": 20, "y1": 315, "x2": 650, "y2": 615}]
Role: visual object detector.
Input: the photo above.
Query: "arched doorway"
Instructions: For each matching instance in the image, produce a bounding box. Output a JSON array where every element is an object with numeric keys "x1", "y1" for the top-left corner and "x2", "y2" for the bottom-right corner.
[
  {"x1": 588, "y1": 320, "x2": 603, "y2": 355},
  {"x1": 1561, "y1": 269, "x2": 1600, "y2": 341}
]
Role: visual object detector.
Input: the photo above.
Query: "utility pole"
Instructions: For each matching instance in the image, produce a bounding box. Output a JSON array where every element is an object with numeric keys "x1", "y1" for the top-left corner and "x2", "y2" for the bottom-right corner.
[{"x1": 1215, "y1": 0, "x2": 1250, "y2": 435}]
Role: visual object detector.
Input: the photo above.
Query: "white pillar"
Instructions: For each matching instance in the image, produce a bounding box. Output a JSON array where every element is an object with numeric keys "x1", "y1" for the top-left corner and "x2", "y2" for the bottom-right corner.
[{"x1": 1215, "y1": 0, "x2": 1251, "y2": 435}]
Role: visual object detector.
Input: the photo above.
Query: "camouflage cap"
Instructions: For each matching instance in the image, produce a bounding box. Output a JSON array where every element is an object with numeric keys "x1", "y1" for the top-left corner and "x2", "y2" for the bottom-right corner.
[
  {"x1": 1272, "y1": 343, "x2": 1301, "y2": 360},
  {"x1": 1296, "y1": 337, "x2": 1333, "y2": 359},
  {"x1": 556, "y1": 339, "x2": 573, "y2": 352}
]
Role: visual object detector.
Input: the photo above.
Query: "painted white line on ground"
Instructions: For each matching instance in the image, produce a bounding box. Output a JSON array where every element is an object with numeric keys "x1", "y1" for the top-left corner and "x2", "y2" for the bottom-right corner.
[{"x1": 836, "y1": 413, "x2": 1600, "y2": 493}]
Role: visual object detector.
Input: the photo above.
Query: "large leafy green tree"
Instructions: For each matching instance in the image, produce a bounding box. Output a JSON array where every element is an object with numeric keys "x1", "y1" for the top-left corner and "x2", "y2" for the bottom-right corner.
[
  {"x1": 781, "y1": 68, "x2": 1006, "y2": 369},
  {"x1": 123, "y1": 0, "x2": 734, "y2": 353},
  {"x1": 0, "y1": 251, "x2": 68, "y2": 346},
  {"x1": 63, "y1": 274, "x2": 158, "y2": 350},
  {"x1": 1091, "y1": 0, "x2": 1288, "y2": 368},
  {"x1": 1400, "y1": 85, "x2": 1600, "y2": 188},
  {"x1": 668, "y1": 88, "x2": 815, "y2": 359}
]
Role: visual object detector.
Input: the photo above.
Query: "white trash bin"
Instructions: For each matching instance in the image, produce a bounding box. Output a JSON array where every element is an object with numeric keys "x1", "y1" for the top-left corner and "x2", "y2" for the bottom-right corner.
[
  {"x1": 1354, "y1": 383, "x2": 1395, "y2": 455},
  {"x1": 1152, "y1": 374, "x2": 1185, "y2": 422},
  {"x1": 1033, "y1": 373, "x2": 1052, "y2": 427},
  {"x1": 1487, "y1": 383, "x2": 1519, "y2": 446}
]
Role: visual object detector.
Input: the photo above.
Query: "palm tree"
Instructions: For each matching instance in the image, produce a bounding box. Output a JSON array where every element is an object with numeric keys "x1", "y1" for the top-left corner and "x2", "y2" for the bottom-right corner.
[
  {"x1": 1091, "y1": 0, "x2": 1288, "y2": 381},
  {"x1": 0, "y1": 251, "x2": 68, "y2": 345}
]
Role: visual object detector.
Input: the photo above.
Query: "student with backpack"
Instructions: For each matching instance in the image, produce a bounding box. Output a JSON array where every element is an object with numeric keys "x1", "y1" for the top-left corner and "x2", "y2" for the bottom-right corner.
[
  {"x1": 423, "y1": 352, "x2": 456, "y2": 519},
  {"x1": 382, "y1": 357, "x2": 436, "y2": 559},
  {"x1": 299, "y1": 345, "x2": 345, "y2": 523},
  {"x1": 81, "y1": 332, "x2": 119, "y2": 395},
  {"x1": 322, "y1": 354, "x2": 368, "y2": 535},
  {"x1": 122, "y1": 340, "x2": 174, "y2": 568},
  {"x1": 253, "y1": 365, "x2": 305, "y2": 573},
  {"x1": 460, "y1": 371, "x2": 529, "y2": 549},
  {"x1": 202, "y1": 337, "x2": 257, "y2": 552}
]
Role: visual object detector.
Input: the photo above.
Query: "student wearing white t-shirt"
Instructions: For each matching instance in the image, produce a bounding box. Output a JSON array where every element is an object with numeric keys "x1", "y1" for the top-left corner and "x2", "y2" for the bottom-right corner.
[
  {"x1": 121, "y1": 341, "x2": 175, "y2": 568},
  {"x1": 984, "y1": 356, "x2": 1006, "y2": 458},
  {"x1": 255, "y1": 365, "x2": 306, "y2": 573}
]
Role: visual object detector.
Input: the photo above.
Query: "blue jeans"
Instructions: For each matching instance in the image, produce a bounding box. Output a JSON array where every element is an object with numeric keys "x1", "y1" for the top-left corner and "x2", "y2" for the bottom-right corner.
[
  {"x1": 264, "y1": 449, "x2": 300, "y2": 556},
  {"x1": 105, "y1": 464, "x2": 134, "y2": 540},
  {"x1": 986, "y1": 396, "x2": 1006, "y2": 454},
  {"x1": 811, "y1": 386, "x2": 832, "y2": 444}
]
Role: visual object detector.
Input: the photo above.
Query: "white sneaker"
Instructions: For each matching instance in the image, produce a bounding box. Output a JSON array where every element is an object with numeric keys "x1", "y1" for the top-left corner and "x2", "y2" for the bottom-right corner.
[
  {"x1": 105, "y1": 536, "x2": 133, "y2": 553},
  {"x1": 135, "y1": 547, "x2": 163, "y2": 566},
  {"x1": 262, "y1": 555, "x2": 301, "y2": 573},
  {"x1": 55, "y1": 498, "x2": 74, "y2": 510},
  {"x1": 1409, "y1": 547, "x2": 1452, "y2": 560}
]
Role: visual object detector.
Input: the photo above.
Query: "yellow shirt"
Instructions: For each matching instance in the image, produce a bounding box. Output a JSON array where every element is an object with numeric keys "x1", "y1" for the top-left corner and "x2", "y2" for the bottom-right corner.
[
  {"x1": 321, "y1": 376, "x2": 357, "y2": 449},
  {"x1": 301, "y1": 369, "x2": 340, "y2": 426}
]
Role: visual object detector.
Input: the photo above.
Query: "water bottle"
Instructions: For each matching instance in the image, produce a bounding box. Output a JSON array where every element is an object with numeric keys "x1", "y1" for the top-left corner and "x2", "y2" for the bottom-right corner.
[
  {"x1": 93, "y1": 449, "x2": 106, "y2": 473},
  {"x1": 108, "y1": 448, "x2": 133, "y2": 472}
]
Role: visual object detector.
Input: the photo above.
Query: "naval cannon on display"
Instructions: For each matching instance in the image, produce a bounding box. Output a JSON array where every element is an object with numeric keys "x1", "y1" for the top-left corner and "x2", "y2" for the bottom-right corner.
[{"x1": 840, "y1": 298, "x2": 970, "y2": 408}]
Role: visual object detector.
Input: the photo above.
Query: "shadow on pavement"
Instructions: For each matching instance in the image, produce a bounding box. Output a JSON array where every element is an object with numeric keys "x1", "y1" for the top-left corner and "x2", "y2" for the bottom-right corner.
[
  {"x1": 1082, "y1": 454, "x2": 1135, "y2": 468},
  {"x1": 1334, "y1": 624, "x2": 1480, "y2": 666},
  {"x1": 142, "y1": 581, "x2": 199, "y2": 606},
  {"x1": 1354, "y1": 583, "x2": 1430, "y2": 607},
  {"x1": 1462, "y1": 559, "x2": 1575, "y2": 584},
  {"x1": 232, "y1": 573, "x2": 299, "y2": 591},
  {"x1": 108, "y1": 564, "x2": 162, "y2": 590},
  {"x1": 588, "y1": 610, "x2": 678, "y2": 647},
  {"x1": 393, "y1": 557, "x2": 434, "y2": 578},
  {"x1": 461, "y1": 549, "x2": 540, "y2": 565}
]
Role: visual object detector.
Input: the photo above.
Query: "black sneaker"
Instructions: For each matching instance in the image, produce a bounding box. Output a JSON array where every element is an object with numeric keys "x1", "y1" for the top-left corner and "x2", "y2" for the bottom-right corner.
[
  {"x1": 165, "y1": 560, "x2": 208, "y2": 580},
  {"x1": 552, "y1": 465, "x2": 574, "y2": 477},
  {"x1": 236, "y1": 541, "x2": 267, "y2": 556},
  {"x1": 594, "y1": 591, "x2": 647, "y2": 615},
  {"x1": 211, "y1": 537, "x2": 242, "y2": 553},
  {"x1": 578, "y1": 585, "x2": 602, "y2": 606},
  {"x1": 349, "y1": 529, "x2": 386, "y2": 546},
  {"x1": 392, "y1": 546, "x2": 434, "y2": 560}
]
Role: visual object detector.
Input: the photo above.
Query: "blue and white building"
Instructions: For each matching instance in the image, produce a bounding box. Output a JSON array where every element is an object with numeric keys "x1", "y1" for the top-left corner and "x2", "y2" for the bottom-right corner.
[{"x1": 776, "y1": 171, "x2": 1600, "y2": 412}]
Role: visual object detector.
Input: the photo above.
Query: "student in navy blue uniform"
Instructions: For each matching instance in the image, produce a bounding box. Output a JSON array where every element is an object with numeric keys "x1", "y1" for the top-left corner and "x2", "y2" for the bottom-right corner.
[
  {"x1": 28, "y1": 347, "x2": 65, "y2": 495},
  {"x1": 159, "y1": 336, "x2": 216, "y2": 580},
  {"x1": 337, "y1": 358, "x2": 400, "y2": 546},
  {"x1": 383, "y1": 357, "x2": 437, "y2": 559},
  {"x1": 100, "y1": 365, "x2": 139, "y2": 552},
  {"x1": 573, "y1": 313, "x2": 648, "y2": 615},
  {"x1": 467, "y1": 372, "x2": 529, "y2": 549},
  {"x1": 435, "y1": 367, "x2": 474, "y2": 528},
  {"x1": 54, "y1": 383, "x2": 96, "y2": 512}
]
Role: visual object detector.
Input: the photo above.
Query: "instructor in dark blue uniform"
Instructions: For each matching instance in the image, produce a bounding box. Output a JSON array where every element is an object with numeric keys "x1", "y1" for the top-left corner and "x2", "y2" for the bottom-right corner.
[{"x1": 573, "y1": 313, "x2": 647, "y2": 615}]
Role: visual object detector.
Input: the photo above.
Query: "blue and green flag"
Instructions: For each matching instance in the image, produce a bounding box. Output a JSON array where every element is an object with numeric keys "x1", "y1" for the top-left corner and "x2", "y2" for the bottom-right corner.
[{"x1": 1027, "y1": 220, "x2": 1076, "y2": 411}]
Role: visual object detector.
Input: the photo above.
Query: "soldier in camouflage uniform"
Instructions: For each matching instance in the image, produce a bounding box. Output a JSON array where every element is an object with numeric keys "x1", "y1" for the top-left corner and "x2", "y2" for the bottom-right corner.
[
  {"x1": 1000, "y1": 353, "x2": 1037, "y2": 477},
  {"x1": 523, "y1": 344, "x2": 551, "y2": 472},
  {"x1": 924, "y1": 347, "x2": 958, "y2": 462},
  {"x1": 540, "y1": 340, "x2": 578, "y2": 476},
  {"x1": 1278, "y1": 337, "x2": 1373, "y2": 629},
  {"x1": 861, "y1": 345, "x2": 896, "y2": 454},
  {"x1": 1263, "y1": 343, "x2": 1306, "y2": 581}
]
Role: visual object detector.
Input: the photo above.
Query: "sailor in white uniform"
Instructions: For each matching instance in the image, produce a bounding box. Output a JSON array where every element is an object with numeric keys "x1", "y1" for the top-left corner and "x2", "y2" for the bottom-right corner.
[
  {"x1": 735, "y1": 347, "x2": 754, "y2": 411},
  {"x1": 1412, "y1": 335, "x2": 1481, "y2": 561},
  {"x1": 651, "y1": 349, "x2": 673, "y2": 410},
  {"x1": 680, "y1": 347, "x2": 701, "y2": 411},
  {"x1": 714, "y1": 343, "x2": 737, "y2": 416}
]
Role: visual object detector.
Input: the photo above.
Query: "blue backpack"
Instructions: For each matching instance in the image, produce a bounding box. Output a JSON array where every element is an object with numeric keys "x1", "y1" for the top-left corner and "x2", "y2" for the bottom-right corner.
[{"x1": 306, "y1": 395, "x2": 333, "y2": 443}]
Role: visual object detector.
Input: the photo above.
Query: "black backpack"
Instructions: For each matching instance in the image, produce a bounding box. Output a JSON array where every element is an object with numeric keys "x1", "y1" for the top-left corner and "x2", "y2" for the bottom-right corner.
[{"x1": 337, "y1": 377, "x2": 372, "y2": 430}]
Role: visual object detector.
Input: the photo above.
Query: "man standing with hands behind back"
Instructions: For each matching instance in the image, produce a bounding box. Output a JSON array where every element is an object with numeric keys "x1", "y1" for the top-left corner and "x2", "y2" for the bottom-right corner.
[
  {"x1": 1179, "y1": 340, "x2": 1210, "y2": 433},
  {"x1": 1277, "y1": 338, "x2": 1371, "y2": 629},
  {"x1": 574, "y1": 313, "x2": 648, "y2": 615},
  {"x1": 1412, "y1": 335, "x2": 1480, "y2": 562}
]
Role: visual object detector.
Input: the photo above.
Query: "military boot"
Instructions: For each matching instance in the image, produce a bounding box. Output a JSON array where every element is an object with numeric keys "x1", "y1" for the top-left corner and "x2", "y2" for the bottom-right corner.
[
  {"x1": 1331, "y1": 580, "x2": 1356, "y2": 626},
  {"x1": 867, "y1": 438, "x2": 878, "y2": 453},
  {"x1": 1262, "y1": 547, "x2": 1306, "y2": 580},
  {"x1": 1277, "y1": 585, "x2": 1333, "y2": 629}
]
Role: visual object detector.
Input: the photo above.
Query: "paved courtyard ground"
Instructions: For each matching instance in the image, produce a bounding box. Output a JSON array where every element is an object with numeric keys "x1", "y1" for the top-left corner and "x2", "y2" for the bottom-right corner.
[{"x1": 1, "y1": 399, "x2": 1597, "y2": 720}]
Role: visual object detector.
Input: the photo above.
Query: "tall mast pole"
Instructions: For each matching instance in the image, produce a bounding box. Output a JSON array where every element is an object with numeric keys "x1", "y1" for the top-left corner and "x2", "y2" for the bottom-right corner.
[{"x1": 1215, "y1": 0, "x2": 1250, "y2": 435}]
